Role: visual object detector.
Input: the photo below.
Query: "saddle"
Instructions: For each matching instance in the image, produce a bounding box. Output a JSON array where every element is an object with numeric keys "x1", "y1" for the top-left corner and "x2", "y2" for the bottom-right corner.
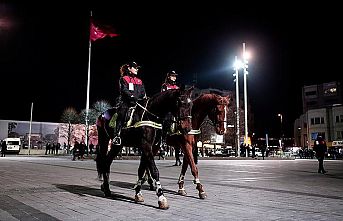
[{"x1": 109, "y1": 106, "x2": 136, "y2": 129}]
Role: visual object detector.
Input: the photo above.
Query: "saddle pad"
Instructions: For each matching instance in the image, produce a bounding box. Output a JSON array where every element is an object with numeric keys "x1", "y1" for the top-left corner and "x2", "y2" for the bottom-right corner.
[{"x1": 109, "y1": 113, "x2": 118, "y2": 128}]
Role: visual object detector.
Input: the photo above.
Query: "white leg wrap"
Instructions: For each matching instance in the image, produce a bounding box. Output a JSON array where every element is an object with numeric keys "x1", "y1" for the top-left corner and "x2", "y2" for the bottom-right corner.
[
  {"x1": 193, "y1": 178, "x2": 200, "y2": 184},
  {"x1": 155, "y1": 181, "x2": 162, "y2": 193},
  {"x1": 158, "y1": 195, "x2": 167, "y2": 202},
  {"x1": 133, "y1": 179, "x2": 142, "y2": 189},
  {"x1": 178, "y1": 174, "x2": 185, "y2": 184}
]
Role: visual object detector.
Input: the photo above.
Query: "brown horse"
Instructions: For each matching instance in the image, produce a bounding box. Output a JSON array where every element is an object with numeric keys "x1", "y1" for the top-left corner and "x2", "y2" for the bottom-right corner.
[
  {"x1": 144, "y1": 93, "x2": 231, "y2": 199},
  {"x1": 96, "y1": 88, "x2": 193, "y2": 209}
]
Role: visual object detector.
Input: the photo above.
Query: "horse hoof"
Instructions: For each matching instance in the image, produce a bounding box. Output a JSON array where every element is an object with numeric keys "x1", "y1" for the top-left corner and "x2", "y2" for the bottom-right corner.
[
  {"x1": 158, "y1": 197, "x2": 169, "y2": 210},
  {"x1": 199, "y1": 191, "x2": 207, "y2": 199},
  {"x1": 135, "y1": 193, "x2": 144, "y2": 203},
  {"x1": 101, "y1": 184, "x2": 111, "y2": 197},
  {"x1": 178, "y1": 189, "x2": 187, "y2": 196}
]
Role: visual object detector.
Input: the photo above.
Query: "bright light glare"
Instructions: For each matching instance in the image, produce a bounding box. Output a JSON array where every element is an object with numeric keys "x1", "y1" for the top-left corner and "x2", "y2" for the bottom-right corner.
[
  {"x1": 243, "y1": 51, "x2": 251, "y2": 60},
  {"x1": 233, "y1": 59, "x2": 243, "y2": 70}
]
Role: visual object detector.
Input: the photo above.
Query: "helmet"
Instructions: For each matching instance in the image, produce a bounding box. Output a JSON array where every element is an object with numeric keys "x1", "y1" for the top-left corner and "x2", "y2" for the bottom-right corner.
[
  {"x1": 167, "y1": 70, "x2": 178, "y2": 77},
  {"x1": 127, "y1": 61, "x2": 141, "y2": 69}
]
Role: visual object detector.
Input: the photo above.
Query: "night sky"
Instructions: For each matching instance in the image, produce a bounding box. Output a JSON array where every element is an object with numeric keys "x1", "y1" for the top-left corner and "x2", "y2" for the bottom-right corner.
[{"x1": 0, "y1": 3, "x2": 341, "y2": 138}]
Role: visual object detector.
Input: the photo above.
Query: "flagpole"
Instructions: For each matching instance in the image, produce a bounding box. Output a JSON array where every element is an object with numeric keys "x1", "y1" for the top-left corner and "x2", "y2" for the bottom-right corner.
[{"x1": 85, "y1": 11, "x2": 92, "y2": 153}]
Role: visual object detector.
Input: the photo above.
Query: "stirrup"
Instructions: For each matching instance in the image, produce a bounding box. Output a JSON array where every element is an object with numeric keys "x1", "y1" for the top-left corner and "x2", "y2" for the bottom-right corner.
[{"x1": 112, "y1": 136, "x2": 121, "y2": 145}]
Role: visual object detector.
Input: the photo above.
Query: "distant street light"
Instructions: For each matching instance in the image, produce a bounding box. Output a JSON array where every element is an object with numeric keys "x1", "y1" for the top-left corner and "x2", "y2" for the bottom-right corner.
[
  {"x1": 243, "y1": 43, "x2": 250, "y2": 157},
  {"x1": 28, "y1": 102, "x2": 33, "y2": 155},
  {"x1": 278, "y1": 113, "x2": 283, "y2": 151},
  {"x1": 233, "y1": 56, "x2": 243, "y2": 157}
]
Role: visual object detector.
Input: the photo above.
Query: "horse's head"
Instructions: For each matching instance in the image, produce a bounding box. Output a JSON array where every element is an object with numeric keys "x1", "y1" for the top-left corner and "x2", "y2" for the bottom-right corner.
[
  {"x1": 147, "y1": 86, "x2": 193, "y2": 134},
  {"x1": 176, "y1": 86, "x2": 194, "y2": 134},
  {"x1": 208, "y1": 94, "x2": 231, "y2": 135}
]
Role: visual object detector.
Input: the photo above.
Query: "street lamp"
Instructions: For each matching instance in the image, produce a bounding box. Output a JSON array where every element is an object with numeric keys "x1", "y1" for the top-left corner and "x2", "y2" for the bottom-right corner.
[
  {"x1": 233, "y1": 56, "x2": 243, "y2": 157},
  {"x1": 242, "y1": 43, "x2": 250, "y2": 157},
  {"x1": 28, "y1": 102, "x2": 33, "y2": 155},
  {"x1": 278, "y1": 113, "x2": 283, "y2": 151}
]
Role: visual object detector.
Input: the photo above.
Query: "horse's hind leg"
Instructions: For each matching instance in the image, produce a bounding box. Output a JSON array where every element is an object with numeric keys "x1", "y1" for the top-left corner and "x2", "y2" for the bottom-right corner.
[
  {"x1": 134, "y1": 156, "x2": 148, "y2": 203},
  {"x1": 101, "y1": 143, "x2": 123, "y2": 196}
]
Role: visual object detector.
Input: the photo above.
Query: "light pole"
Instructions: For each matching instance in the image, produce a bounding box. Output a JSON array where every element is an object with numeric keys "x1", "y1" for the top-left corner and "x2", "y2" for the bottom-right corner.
[
  {"x1": 242, "y1": 43, "x2": 250, "y2": 157},
  {"x1": 278, "y1": 113, "x2": 283, "y2": 152},
  {"x1": 28, "y1": 102, "x2": 33, "y2": 155},
  {"x1": 233, "y1": 56, "x2": 242, "y2": 157}
]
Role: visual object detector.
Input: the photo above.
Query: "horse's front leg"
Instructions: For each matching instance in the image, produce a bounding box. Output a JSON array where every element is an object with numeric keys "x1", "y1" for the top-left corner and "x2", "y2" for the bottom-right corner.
[
  {"x1": 144, "y1": 151, "x2": 169, "y2": 209},
  {"x1": 101, "y1": 172, "x2": 111, "y2": 197},
  {"x1": 177, "y1": 152, "x2": 188, "y2": 196},
  {"x1": 183, "y1": 135, "x2": 207, "y2": 199}
]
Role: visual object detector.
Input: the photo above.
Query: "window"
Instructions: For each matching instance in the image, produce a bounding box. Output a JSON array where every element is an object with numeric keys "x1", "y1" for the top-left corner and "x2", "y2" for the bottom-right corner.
[
  {"x1": 307, "y1": 101, "x2": 317, "y2": 106},
  {"x1": 311, "y1": 117, "x2": 325, "y2": 125},
  {"x1": 337, "y1": 131, "x2": 343, "y2": 139},
  {"x1": 315, "y1": 117, "x2": 320, "y2": 124},
  {"x1": 323, "y1": 82, "x2": 337, "y2": 96},
  {"x1": 337, "y1": 116, "x2": 340, "y2": 123},
  {"x1": 305, "y1": 91, "x2": 317, "y2": 96}
]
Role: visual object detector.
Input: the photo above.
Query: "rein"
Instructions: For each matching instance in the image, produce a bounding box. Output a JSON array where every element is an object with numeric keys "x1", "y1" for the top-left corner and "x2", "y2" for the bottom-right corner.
[{"x1": 136, "y1": 99, "x2": 160, "y2": 120}]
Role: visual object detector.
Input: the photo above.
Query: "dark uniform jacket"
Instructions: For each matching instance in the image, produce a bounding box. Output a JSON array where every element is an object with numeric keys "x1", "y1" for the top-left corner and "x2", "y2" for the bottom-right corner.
[
  {"x1": 120, "y1": 75, "x2": 146, "y2": 104},
  {"x1": 314, "y1": 139, "x2": 327, "y2": 158},
  {"x1": 161, "y1": 82, "x2": 179, "y2": 92}
]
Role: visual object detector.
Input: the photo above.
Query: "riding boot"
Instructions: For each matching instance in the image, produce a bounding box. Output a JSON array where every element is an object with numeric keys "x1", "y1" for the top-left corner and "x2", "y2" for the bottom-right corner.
[{"x1": 112, "y1": 122, "x2": 122, "y2": 145}]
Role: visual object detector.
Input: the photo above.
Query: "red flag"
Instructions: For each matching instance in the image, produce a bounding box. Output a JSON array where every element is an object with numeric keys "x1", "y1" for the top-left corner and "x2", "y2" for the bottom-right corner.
[{"x1": 90, "y1": 20, "x2": 119, "y2": 41}]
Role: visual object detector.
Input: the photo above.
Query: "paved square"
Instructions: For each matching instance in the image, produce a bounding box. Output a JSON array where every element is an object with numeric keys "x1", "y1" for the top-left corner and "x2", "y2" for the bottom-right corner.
[{"x1": 0, "y1": 156, "x2": 342, "y2": 220}]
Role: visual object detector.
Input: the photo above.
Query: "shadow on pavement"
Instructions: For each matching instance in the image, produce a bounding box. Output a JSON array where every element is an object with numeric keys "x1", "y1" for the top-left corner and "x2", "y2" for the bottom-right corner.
[
  {"x1": 54, "y1": 184, "x2": 159, "y2": 209},
  {"x1": 109, "y1": 180, "x2": 200, "y2": 199},
  {"x1": 0, "y1": 195, "x2": 60, "y2": 221},
  {"x1": 291, "y1": 170, "x2": 343, "y2": 180}
]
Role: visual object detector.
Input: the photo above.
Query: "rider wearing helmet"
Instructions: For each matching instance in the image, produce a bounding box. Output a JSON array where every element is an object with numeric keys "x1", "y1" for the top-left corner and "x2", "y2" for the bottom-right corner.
[
  {"x1": 113, "y1": 61, "x2": 146, "y2": 145},
  {"x1": 160, "y1": 70, "x2": 181, "y2": 164},
  {"x1": 161, "y1": 70, "x2": 179, "y2": 92}
]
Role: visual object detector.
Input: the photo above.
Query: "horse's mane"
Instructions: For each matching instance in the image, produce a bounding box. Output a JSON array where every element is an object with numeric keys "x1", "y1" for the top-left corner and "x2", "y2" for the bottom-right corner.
[
  {"x1": 149, "y1": 89, "x2": 180, "y2": 105},
  {"x1": 193, "y1": 93, "x2": 222, "y2": 105}
]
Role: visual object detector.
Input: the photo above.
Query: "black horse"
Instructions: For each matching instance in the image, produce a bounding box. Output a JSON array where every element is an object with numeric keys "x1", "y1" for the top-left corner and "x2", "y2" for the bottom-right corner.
[{"x1": 96, "y1": 87, "x2": 193, "y2": 209}]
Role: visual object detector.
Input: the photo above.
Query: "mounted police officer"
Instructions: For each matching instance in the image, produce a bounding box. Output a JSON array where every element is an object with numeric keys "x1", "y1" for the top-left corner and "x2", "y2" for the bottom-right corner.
[
  {"x1": 113, "y1": 61, "x2": 146, "y2": 145},
  {"x1": 161, "y1": 70, "x2": 182, "y2": 165},
  {"x1": 161, "y1": 70, "x2": 179, "y2": 92}
]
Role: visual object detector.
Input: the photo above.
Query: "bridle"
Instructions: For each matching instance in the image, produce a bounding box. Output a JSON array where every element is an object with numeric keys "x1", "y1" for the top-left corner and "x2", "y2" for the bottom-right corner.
[{"x1": 209, "y1": 96, "x2": 228, "y2": 133}]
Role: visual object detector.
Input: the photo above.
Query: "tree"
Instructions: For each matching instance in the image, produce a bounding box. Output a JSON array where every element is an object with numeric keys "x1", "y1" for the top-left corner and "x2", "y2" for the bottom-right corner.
[
  {"x1": 60, "y1": 107, "x2": 79, "y2": 154},
  {"x1": 79, "y1": 100, "x2": 111, "y2": 126},
  {"x1": 93, "y1": 100, "x2": 111, "y2": 117},
  {"x1": 79, "y1": 100, "x2": 112, "y2": 153},
  {"x1": 80, "y1": 108, "x2": 97, "y2": 125}
]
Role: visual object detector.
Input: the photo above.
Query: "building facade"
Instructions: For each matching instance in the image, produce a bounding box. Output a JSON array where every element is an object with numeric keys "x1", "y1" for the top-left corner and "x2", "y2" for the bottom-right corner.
[
  {"x1": 295, "y1": 81, "x2": 343, "y2": 148},
  {"x1": 0, "y1": 119, "x2": 97, "y2": 150}
]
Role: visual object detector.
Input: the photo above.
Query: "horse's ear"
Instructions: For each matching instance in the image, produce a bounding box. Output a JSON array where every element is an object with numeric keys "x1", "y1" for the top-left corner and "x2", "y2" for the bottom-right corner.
[
  {"x1": 226, "y1": 94, "x2": 233, "y2": 103},
  {"x1": 186, "y1": 85, "x2": 194, "y2": 96}
]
